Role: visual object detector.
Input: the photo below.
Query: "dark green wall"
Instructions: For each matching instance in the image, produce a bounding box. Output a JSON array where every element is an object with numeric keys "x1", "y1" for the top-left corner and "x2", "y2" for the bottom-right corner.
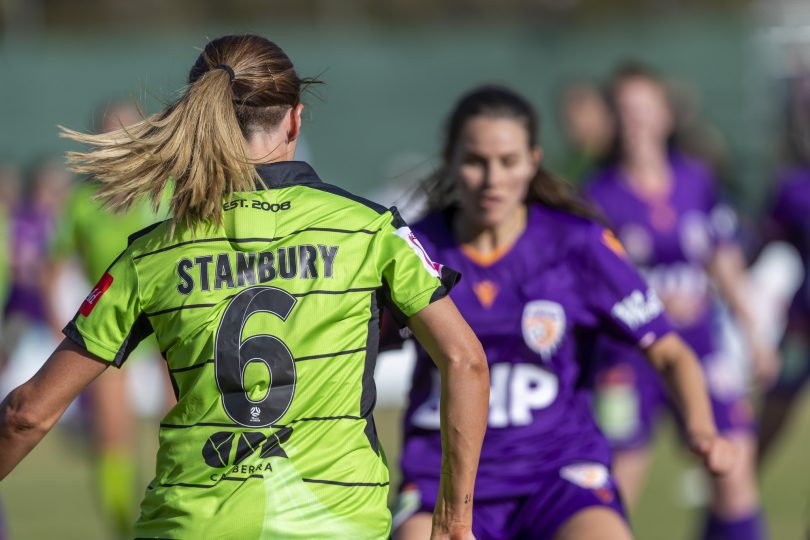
[{"x1": 0, "y1": 15, "x2": 761, "y2": 203}]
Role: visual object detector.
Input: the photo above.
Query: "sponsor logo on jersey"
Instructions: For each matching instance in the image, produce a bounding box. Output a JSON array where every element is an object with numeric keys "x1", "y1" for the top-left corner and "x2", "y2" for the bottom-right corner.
[
  {"x1": 521, "y1": 300, "x2": 566, "y2": 360},
  {"x1": 601, "y1": 229, "x2": 627, "y2": 258},
  {"x1": 473, "y1": 280, "x2": 499, "y2": 309},
  {"x1": 393, "y1": 227, "x2": 442, "y2": 279},
  {"x1": 610, "y1": 289, "x2": 663, "y2": 330},
  {"x1": 201, "y1": 426, "x2": 293, "y2": 471},
  {"x1": 79, "y1": 272, "x2": 114, "y2": 317},
  {"x1": 560, "y1": 463, "x2": 610, "y2": 490}
]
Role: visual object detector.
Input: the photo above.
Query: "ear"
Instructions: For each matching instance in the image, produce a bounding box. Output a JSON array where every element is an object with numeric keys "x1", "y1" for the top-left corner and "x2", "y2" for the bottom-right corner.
[
  {"x1": 531, "y1": 146, "x2": 544, "y2": 168},
  {"x1": 287, "y1": 104, "x2": 304, "y2": 143}
]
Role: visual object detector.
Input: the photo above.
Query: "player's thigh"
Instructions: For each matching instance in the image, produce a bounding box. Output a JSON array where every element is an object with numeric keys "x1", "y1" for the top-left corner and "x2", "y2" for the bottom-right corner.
[
  {"x1": 552, "y1": 507, "x2": 633, "y2": 540},
  {"x1": 393, "y1": 512, "x2": 432, "y2": 540},
  {"x1": 610, "y1": 446, "x2": 651, "y2": 510}
]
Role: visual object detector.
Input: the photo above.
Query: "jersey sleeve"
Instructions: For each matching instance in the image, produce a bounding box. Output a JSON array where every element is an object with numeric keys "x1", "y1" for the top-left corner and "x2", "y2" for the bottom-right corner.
[
  {"x1": 62, "y1": 247, "x2": 153, "y2": 367},
  {"x1": 581, "y1": 224, "x2": 673, "y2": 348},
  {"x1": 375, "y1": 209, "x2": 460, "y2": 327}
]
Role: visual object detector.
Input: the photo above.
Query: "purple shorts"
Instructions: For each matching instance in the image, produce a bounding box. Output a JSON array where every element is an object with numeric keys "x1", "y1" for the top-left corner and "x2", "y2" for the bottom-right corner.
[
  {"x1": 393, "y1": 462, "x2": 626, "y2": 540},
  {"x1": 593, "y1": 351, "x2": 755, "y2": 451}
]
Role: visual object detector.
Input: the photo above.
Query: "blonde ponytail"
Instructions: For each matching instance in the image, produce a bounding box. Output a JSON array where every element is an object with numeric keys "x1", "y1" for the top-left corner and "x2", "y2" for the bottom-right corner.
[{"x1": 60, "y1": 34, "x2": 310, "y2": 230}]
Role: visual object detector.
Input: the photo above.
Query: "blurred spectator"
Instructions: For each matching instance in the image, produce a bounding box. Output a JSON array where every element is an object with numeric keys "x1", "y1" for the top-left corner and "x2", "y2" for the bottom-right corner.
[
  {"x1": 558, "y1": 81, "x2": 614, "y2": 183},
  {"x1": 0, "y1": 164, "x2": 22, "y2": 212},
  {"x1": 2, "y1": 157, "x2": 72, "y2": 361}
]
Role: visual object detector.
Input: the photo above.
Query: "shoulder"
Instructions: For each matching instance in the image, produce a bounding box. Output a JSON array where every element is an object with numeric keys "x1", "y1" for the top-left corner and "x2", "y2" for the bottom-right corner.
[
  {"x1": 584, "y1": 165, "x2": 621, "y2": 205},
  {"x1": 296, "y1": 180, "x2": 410, "y2": 234},
  {"x1": 532, "y1": 203, "x2": 599, "y2": 236},
  {"x1": 302, "y1": 180, "x2": 388, "y2": 216},
  {"x1": 671, "y1": 152, "x2": 715, "y2": 192},
  {"x1": 530, "y1": 204, "x2": 606, "y2": 260},
  {"x1": 777, "y1": 166, "x2": 810, "y2": 194},
  {"x1": 124, "y1": 219, "x2": 173, "y2": 259},
  {"x1": 409, "y1": 211, "x2": 454, "y2": 252}
]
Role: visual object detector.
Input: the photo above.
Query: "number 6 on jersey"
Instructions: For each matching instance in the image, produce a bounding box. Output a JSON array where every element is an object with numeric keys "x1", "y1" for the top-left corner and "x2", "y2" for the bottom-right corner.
[{"x1": 214, "y1": 286, "x2": 297, "y2": 427}]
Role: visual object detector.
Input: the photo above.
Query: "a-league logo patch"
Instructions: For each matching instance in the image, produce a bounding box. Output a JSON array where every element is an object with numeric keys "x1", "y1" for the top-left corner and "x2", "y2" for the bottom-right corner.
[
  {"x1": 521, "y1": 300, "x2": 566, "y2": 360},
  {"x1": 393, "y1": 226, "x2": 442, "y2": 279},
  {"x1": 79, "y1": 272, "x2": 114, "y2": 317}
]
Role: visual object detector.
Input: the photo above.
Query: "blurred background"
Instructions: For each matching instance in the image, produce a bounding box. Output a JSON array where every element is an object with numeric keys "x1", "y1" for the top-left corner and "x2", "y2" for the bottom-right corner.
[{"x1": 2, "y1": 0, "x2": 810, "y2": 538}]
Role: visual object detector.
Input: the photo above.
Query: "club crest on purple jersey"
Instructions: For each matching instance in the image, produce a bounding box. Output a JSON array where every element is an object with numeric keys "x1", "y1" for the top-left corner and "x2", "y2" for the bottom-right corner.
[{"x1": 521, "y1": 300, "x2": 566, "y2": 360}]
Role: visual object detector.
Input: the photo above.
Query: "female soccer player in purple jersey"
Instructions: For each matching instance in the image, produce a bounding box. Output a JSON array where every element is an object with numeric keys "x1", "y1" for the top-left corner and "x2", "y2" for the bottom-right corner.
[
  {"x1": 586, "y1": 64, "x2": 775, "y2": 540},
  {"x1": 391, "y1": 86, "x2": 734, "y2": 540}
]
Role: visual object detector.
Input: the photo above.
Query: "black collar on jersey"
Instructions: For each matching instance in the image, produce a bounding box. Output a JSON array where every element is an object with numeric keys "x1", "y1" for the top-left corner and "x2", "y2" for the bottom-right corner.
[{"x1": 254, "y1": 160, "x2": 322, "y2": 189}]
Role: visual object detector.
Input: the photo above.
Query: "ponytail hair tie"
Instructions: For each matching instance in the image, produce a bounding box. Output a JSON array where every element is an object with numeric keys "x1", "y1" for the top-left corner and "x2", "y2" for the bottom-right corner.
[{"x1": 213, "y1": 64, "x2": 235, "y2": 82}]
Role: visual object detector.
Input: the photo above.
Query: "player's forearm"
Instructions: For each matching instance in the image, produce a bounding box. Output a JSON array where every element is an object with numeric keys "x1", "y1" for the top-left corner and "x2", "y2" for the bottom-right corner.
[
  {"x1": 647, "y1": 334, "x2": 717, "y2": 437},
  {"x1": 0, "y1": 385, "x2": 53, "y2": 480},
  {"x1": 435, "y1": 350, "x2": 489, "y2": 533},
  {"x1": 709, "y1": 246, "x2": 755, "y2": 333}
]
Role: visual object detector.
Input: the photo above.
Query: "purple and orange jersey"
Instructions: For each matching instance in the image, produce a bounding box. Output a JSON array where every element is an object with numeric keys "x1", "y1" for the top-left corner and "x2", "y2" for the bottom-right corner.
[
  {"x1": 398, "y1": 204, "x2": 671, "y2": 500},
  {"x1": 586, "y1": 152, "x2": 752, "y2": 445}
]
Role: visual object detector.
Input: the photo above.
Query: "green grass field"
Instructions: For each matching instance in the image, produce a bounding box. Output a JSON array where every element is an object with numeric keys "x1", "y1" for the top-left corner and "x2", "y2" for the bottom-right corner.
[{"x1": 2, "y1": 396, "x2": 810, "y2": 539}]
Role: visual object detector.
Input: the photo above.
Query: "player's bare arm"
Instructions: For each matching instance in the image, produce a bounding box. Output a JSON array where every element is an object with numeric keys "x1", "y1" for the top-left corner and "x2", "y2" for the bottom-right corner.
[
  {"x1": 0, "y1": 339, "x2": 108, "y2": 480},
  {"x1": 408, "y1": 297, "x2": 489, "y2": 540},
  {"x1": 644, "y1": 332, "x2": 735, "y2": 475}
]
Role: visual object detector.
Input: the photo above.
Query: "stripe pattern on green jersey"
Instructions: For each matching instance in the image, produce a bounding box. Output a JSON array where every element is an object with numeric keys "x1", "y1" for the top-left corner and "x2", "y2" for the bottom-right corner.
[{"x1": 63, "y1": 161, "x2": 459, "y2": 540}]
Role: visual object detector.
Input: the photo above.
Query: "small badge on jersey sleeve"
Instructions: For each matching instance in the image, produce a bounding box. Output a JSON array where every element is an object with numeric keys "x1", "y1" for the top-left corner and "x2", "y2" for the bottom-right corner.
[
  {"x1": 394, "y1": 226, "x2": 442, "y2": 279},
  {"x1": 521, "y1": 300, "x2": 566, "y2": 360},
  {"x1": 601, "y1": 229, "x2": 627, "y2": 258},
  {"x1": 79, "y1": 272, "x2": 114, "y2": 317}
]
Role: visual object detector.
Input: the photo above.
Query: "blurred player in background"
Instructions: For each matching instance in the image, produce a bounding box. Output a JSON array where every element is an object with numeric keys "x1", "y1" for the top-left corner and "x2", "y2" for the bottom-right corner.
[
  {"x1": 757, "y1": 72, "x2": 810, "y2": 463},
  {"x1": 586, "y1": 63, "x2": 774, "y2": 540},
  {"x1": 0, "y1": 34, "x2": 489, "y2": 539},
  {"x1": 2, "y1": 158, "x2": 71, "y2": 366},
  {"x1": 558, "y1": 81, "x2": 615, "y2": 183},
  {"x1": 392, "y1": 86, "x2": 734, "y2": 540},
  {"x1": 0, "y1": 163, "x2": 18, "y2": 540},
  {"x1": 45, "y1": 100, "x2": 173, "y2": 538},
  {"x1": 0, "y1": 163, "x2": 20, "y2": 356}
]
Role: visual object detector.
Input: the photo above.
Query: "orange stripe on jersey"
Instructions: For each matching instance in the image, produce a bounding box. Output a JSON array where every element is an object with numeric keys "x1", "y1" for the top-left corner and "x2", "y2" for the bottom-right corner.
[
  {"x1": 601, "y1": 229, "x2": 627, "y2": 258},
  {"x1": 460, "y1": 242, "x2": 513, "y2": 267}
]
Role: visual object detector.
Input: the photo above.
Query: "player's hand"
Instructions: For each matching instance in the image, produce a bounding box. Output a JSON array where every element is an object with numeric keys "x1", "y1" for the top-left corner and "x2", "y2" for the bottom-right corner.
[{"x1": 689, "y1": 432, "x2": 736, "y2": 476}]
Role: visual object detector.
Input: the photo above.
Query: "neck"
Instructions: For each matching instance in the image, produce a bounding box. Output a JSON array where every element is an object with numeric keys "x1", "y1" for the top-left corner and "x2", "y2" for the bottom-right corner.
[
  {"x1": 246, "y1": 130, "x2": 297, "y2": 164},
  {"x1": 622, "y1": 142, "x2": 671, "y2": 197},
  {"x1": 454, "y1": 205, "x2": 528, "y2": 255}
]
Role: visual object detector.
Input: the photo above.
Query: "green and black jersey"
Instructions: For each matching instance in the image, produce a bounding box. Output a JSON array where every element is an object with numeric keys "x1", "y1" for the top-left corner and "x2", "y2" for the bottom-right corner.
[{"x1": 64, "y1": 161, "x2": 459, "y2": 540}]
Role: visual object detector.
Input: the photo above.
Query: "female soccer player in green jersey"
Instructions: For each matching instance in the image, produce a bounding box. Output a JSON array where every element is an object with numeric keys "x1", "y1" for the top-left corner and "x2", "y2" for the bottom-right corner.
[{"x1": 0, "y1": 34, "x2": 490, "y2": 540}]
